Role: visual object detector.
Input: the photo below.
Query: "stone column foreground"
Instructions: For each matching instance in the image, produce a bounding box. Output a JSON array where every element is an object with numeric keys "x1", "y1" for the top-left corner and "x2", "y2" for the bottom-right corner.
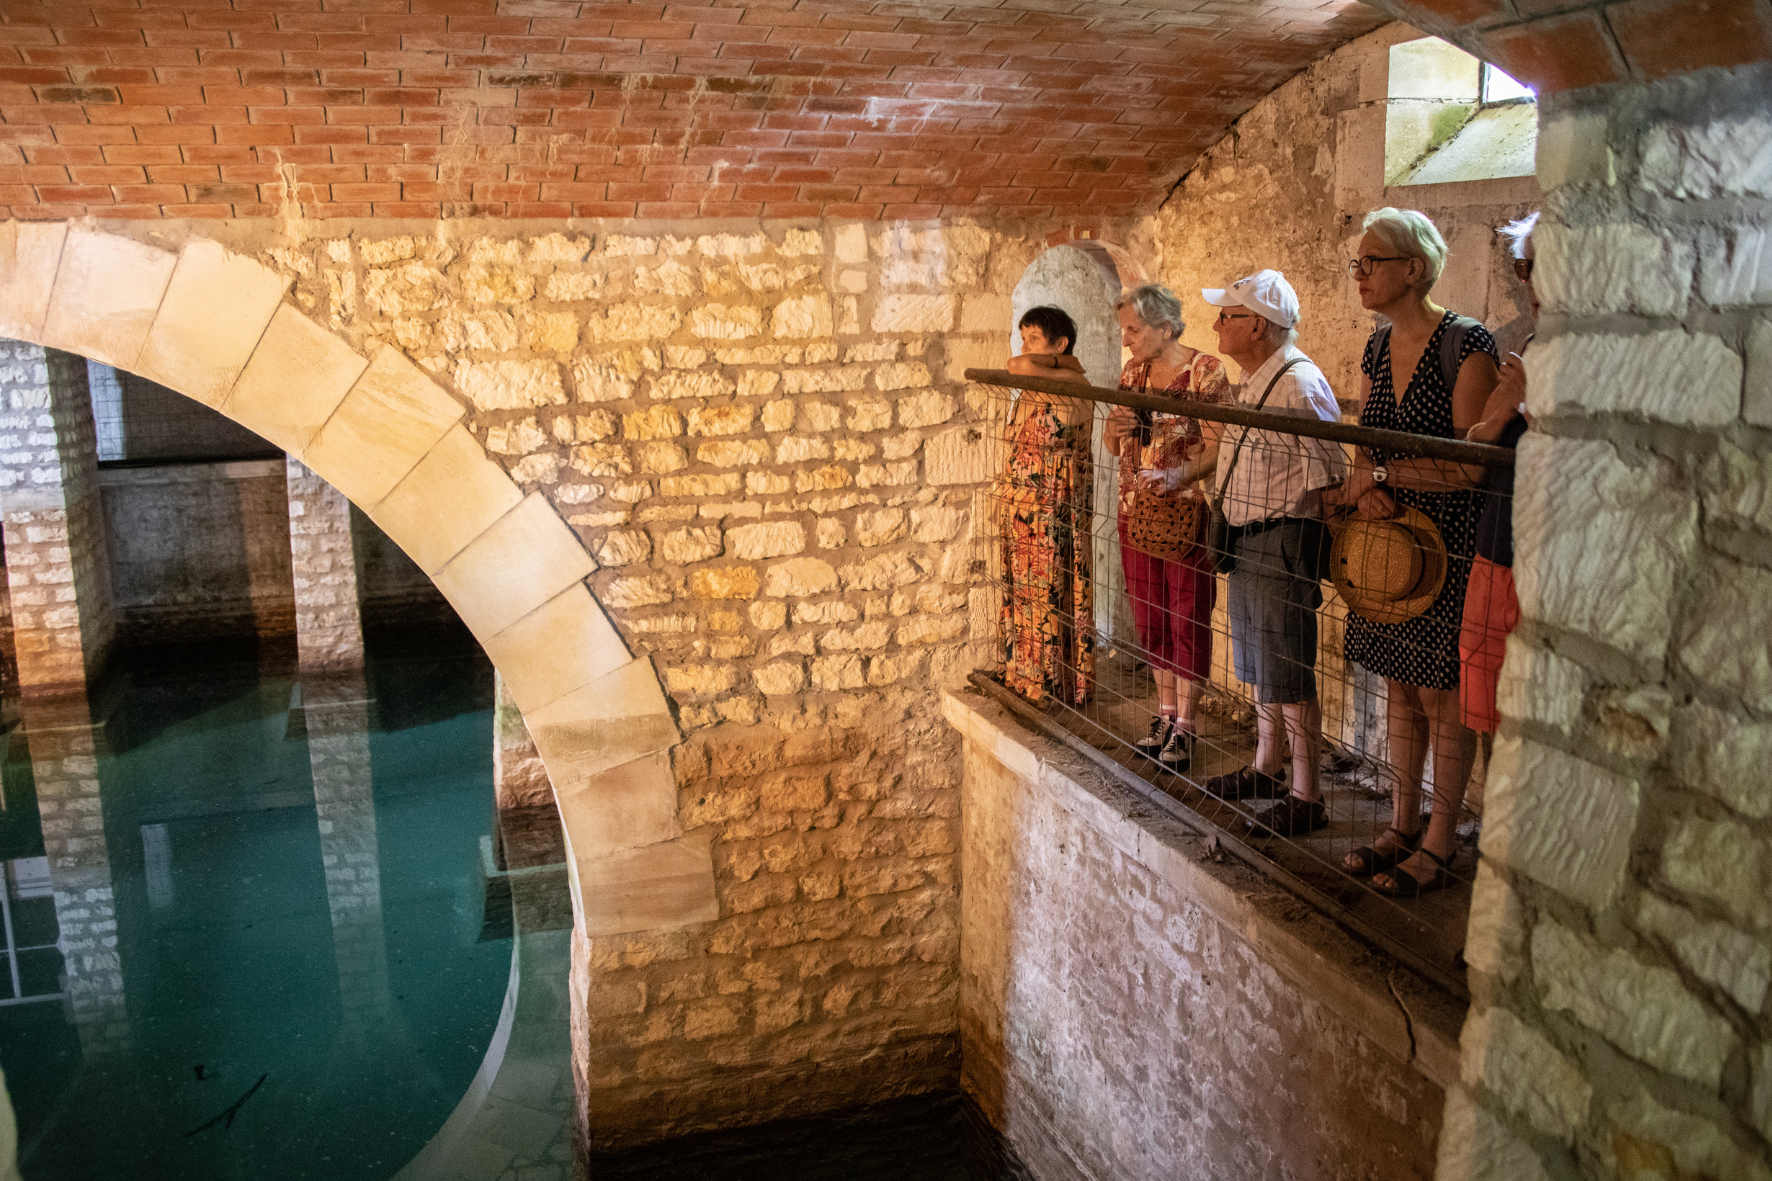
[{"x1": 0, "y1": 340, "x2": 116, "y2": 691}]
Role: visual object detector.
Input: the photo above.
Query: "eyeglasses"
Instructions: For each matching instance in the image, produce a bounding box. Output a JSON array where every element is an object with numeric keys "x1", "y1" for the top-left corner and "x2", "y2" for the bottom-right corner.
[
  {"x1": 1347, "y1": 255, "x2": 1410, "y2": 278},
  {"x1": 1512, "y1": 257, "x2": 1534, "y2": 282},
  {"x1": 1214, "y1": 311, "x2": 1261, "y2": 326}
]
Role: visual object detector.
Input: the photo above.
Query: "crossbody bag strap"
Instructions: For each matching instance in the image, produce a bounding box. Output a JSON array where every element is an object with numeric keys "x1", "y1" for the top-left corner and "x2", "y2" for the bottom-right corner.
[{"x1": 1208, "y1": 357, "x2": 1304, "y2": 517}]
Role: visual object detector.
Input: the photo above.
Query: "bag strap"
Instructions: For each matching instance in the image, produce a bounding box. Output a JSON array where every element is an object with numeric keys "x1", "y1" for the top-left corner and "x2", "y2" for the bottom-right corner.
[
  {"x1": 1209, "y1": 357, "x2": 1305, "y2": 517},
  {"x1": 1438, "y1": 314, "x2": 1478, "y2": 392}
]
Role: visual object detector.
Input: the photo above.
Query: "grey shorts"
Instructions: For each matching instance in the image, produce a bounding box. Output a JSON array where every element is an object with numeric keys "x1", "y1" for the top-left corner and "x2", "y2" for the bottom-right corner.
[{"x1": 1227, "y1": 518, "x2": 1325, "y2": 705}]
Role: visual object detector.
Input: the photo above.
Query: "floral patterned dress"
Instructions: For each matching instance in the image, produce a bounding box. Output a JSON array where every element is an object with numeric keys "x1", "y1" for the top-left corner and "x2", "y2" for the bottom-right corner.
[
  {"x1": 1115, "y1": 352, "x2": 1231, "y2": 679},
  {"x1": 998, "y1": 400, "x2": 1095, "y2": 706}
]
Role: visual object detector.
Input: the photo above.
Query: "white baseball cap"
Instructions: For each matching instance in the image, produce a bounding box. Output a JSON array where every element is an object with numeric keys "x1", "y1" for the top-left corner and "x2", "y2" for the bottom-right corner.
[{"x1": 1202, "y1": 269, "x2": 1299, "y2": 329}]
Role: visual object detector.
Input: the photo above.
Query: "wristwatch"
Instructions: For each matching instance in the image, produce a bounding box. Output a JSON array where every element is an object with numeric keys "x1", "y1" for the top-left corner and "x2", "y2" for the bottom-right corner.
[{"x1": 1372, "y1": 464, "x2": 1388, "y2": 484}]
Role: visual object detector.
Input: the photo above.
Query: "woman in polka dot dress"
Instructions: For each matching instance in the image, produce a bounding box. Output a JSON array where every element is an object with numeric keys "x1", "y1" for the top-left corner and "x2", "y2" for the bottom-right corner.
[{"x1": 1325, "y1": 208, "x2": 1499, "y2": 896}]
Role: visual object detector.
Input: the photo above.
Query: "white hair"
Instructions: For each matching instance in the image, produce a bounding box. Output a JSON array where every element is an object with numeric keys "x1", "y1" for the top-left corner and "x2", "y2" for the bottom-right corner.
[
  {"x1": 1259, "y1": 317, "x2": 1297, "y2": 348},
  {"x1": 1115, "y1": 284, "x2": 1184, "y2": 339},
  {"x1": 1362, "y1": 207, "x2": 1449, "y2": 288},
  {"x1": 1498, "y1": 211, "x2": 1540, "y2": 259}
]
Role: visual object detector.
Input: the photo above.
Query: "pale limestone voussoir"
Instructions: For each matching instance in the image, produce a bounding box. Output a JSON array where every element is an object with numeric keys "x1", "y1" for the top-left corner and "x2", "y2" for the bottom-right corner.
[
  {"x1": 485, "y1": 581, "x2": 633, "y2": 716},
  {"x1": 554, "y1": 749, "x2": 682, "y2": 864},
  {"x1": 367, "y1": 423, "x2": 524, "y2": 575},
  {"x1": 302, "y1": 344, "x2": 465, "y2": 508},
  {"x1": 524, "y1": 655, "x2": 681, "y2": 793},
  {"x1": 41, "y1": 228, "x2": 178, "y2": 370},
  {"x1": 137, "y1": 238, "x2": 291, "y2": 408},
  {"x1": 433, "y1": 491, "x2": 597, "y2": 641},
  {"x1": 0, "y1": 220, "x2": 68, "y2": 343},
  {"x1": 574, "y1": 834, "x2": 720, "y2": 938},
  {"x1": 223, "y1": 303, "x2": 369, "y2": 456}
]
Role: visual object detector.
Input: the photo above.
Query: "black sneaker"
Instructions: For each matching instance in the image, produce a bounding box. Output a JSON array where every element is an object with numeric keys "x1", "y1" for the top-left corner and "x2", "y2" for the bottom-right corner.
[
  {"x1": 1133, "y1": 715, "x2": 1172, "y2": 755},
  {"x1": 1243, "y1": 795, "x2": 1329, "y2": 839},
  {"x1": 1157, "y1": 729, "x2": 1194, "y2": 771},
  {"x1": 1204, "y1": 764, "x2": 1287, "y2": 800}
]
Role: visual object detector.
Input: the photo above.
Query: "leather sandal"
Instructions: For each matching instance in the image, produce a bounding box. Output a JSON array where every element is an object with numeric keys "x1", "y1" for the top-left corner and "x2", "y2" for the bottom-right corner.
[
  {"x1": 1204, "y1": 764, "x2": 1287, "y2": 801},
  {"x1": 1373, "y1": 848, "x2": 1451, "y2": 897},
  {"x1": 1342, "y1": 826, "x2": 1421, "y2": 878}
]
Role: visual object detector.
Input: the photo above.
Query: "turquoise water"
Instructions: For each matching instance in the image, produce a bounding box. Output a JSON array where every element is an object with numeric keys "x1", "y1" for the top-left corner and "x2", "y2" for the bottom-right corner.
[{"x1": 0, "y1": 629, "x2": 512, "y2": 1181}]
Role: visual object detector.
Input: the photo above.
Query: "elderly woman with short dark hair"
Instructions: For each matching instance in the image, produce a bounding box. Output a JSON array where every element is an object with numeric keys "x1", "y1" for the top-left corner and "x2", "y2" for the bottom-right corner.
[{"x1": 1101, "y1": 283, "x2": 1231, "y2": 771}]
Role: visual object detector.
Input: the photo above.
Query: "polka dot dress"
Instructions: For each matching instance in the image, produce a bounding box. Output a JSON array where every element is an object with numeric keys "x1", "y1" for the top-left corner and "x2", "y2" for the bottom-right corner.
[{"x1": 1343, "y1": 312, "x2": 1495, "y2": 691}]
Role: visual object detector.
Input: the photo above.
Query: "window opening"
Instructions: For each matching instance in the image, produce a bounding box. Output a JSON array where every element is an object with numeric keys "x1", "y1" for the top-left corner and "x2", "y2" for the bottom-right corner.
[{"x1": 1384, "y1": 37, "x2": 1536, "y2": 188}]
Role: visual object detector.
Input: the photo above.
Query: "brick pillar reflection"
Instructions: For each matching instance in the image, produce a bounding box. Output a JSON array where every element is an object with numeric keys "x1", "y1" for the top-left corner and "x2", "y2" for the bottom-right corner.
[
  {"x1": 303, "y1": 673, "x2": 389, "y2": 1031},
  {"x1": 24, "y1": 694, "x2": 130, "y2": 1055},
  {"x1": 494, "y1": 670, "x2": 553, "y2": 811},
  {"x1": 286, "y1": 456, "x2": 364, "y2": 674},
  {"x1": 0, "y1": 339, "x2": 115, "y2": 691}
]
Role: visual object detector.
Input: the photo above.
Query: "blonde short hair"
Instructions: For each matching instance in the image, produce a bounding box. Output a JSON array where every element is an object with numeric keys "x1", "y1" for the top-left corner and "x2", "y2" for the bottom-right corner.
[{"x1": 1363, "y1": 207, "x2": 1449, "y2": 288}]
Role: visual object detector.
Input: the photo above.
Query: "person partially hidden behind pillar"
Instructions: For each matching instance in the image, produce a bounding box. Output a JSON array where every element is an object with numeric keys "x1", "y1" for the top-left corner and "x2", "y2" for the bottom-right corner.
[
  {"x1": 1324, "y1": 207, "x2": 1500, "y2": 895},
  {"x1": 1197, "y1": 271, "x2": 1348, "y2": 837},
  {"x1": 1459, "y1": 213, "x2": 1538, "y2": 738},
  {"x1": 1102, "y1": 285, "x2": 1232, "y2": 770},
  {"x1": 996, "y1": 305, "x2": 1096, "y2": 706}
]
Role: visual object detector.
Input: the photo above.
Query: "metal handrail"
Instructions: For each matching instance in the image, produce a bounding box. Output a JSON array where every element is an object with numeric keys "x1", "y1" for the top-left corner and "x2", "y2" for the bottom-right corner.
[{"x1": 963, "y1": 368, "x2": 1515, "y2": 468}]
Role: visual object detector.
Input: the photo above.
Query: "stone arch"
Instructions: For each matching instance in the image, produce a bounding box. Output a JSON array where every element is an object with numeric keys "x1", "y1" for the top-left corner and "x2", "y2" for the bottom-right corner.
[
  {"x1": 1009, "y1": 238, "x2": 1151, "y2": 642},
  {"x1": 0, "y1": 220, "x2": 718, "y2": 939}
]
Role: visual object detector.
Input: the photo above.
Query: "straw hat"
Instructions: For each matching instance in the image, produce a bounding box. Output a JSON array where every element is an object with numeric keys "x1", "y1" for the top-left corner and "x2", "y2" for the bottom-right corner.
[{"x1": 1331, "y1": 505, "x2": 1448, "y2": 625}]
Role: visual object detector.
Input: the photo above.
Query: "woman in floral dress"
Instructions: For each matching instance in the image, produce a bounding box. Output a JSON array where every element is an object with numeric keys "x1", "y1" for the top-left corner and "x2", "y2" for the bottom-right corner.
[
  {"x1": 997, "y1": 305, "x2": 1095, "y2": 706},
  {"x1": 1102, "y1": 285, "x2": 1232, "y2": 770}
]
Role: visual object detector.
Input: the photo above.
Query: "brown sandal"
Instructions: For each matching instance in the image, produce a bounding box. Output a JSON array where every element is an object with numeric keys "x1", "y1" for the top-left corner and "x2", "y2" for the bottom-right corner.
[{"x1": 1342, "y1": 826, "x2": 1420, "y2": 878}]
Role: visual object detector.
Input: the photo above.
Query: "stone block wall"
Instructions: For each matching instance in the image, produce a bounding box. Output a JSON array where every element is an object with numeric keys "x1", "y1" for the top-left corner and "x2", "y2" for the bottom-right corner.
[
  {"x1": 1445, "y1": 63, "x2": 1772, "y2": 1181},
  {"x1": 0, "y1": 339, "x2": 115, "y2": 689},
  {"x1": 231, "y1": 215, "x2": 1088, "y2": 1144},
  {"x1": 948, "y1": 691, "x2": 1457, "y2": 1181}
]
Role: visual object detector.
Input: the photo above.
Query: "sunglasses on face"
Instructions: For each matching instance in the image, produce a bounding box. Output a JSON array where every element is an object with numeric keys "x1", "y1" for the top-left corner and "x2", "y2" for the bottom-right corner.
[{"x1": 1214, "y1": 311, "x2": 1261, "y2": 326}]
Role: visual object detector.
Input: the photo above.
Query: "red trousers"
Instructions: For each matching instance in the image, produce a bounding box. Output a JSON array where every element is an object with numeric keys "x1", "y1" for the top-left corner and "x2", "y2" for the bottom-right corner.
[
  {"x1": 1119, "y1": 525, "x2": 1215, "y2": 680},
  {"x1": 1458, "y1": 555, "x2": 1519, "y2": 734}
]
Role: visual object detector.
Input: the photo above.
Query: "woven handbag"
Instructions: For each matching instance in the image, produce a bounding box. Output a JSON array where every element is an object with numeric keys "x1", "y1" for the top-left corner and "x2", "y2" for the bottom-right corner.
[
  {"x1": 1123, "y1": 362, "x2": 1202, "y2": 563},
  {"x1": 1126, "y1": 485, "x2": 1201, "y2": 563}
]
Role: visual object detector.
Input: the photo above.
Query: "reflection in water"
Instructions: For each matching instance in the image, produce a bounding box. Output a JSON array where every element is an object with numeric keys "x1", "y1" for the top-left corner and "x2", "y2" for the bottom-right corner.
[{"x1": 0, "y1": 630, "x2": 518, "y2": 1181}]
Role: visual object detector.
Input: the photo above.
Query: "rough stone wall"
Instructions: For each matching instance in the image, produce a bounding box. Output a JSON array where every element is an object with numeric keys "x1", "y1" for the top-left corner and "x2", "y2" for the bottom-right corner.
[
  {"x1": 99, "y1": 459, "x2": 298, "y2": 642},
  {"x1": 0, "y1": 339, "x2": 115, "y2": 688},
  {"x1": 1444, "y1": 64, "x2": 1772, "y2": 1181},
  {"x1": 952, "y1": 692, "x2": 1449, "y2": 1181},
  {"x1": 220, "y1": 214, "x2": 1090, "y2": 1144}
]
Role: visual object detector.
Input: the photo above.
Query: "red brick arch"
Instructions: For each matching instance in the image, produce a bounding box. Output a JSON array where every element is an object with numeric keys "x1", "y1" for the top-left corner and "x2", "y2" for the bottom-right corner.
[
  {"x1": 1373, "y1": 0, "x2": 1772, "y2": 94},
  {"x1": 0, "y1": 0, "x2": 1765, "y2": 223}
]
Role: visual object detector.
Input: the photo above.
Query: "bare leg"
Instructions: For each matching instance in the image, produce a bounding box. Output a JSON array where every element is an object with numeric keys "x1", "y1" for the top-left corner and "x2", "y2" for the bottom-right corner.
[
  {"x1": 1175, "y1": 674, "x2": 1200, "y2": 731},
  {"x1": 1154, "y1": 668, "x2": 1176, "y2": 718},
  {"x1": 1282, "y1": 699, "x2": 1322, "y2": 803},
  {"x1": 1379, "y1": 686, "x2": 1476, "y2": 889},
  {"x1": 1252, "y1": 704, "x2": 1284, "y2": 776},
  {"x1": 1383, "y1": 679, "x2": 1431, "y2": 837}
]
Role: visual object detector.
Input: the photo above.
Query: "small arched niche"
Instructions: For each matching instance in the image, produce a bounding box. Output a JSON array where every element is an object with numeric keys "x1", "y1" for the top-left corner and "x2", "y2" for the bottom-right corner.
[{"x1": 1010, "y1": 239, "x2": 1148, "y2": 644}]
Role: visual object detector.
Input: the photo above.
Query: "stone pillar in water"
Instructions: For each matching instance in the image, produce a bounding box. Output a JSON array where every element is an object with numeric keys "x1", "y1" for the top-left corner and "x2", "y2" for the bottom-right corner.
[
  {"x1": 301, "y1": 674, "x2": 390, "y2": 1033},
  {"x1": 285, "y1": 455, "x2": 363, "y2": 674},
  {"x1": 0, "y1": 339, "x2": 115, "y2": 691},
  {"x1": 23, "y1": 694, "x2": 130, "y2": 1056},
  {"x1": 286, "y1": 457, "x2": 386, "y2": 1026}
]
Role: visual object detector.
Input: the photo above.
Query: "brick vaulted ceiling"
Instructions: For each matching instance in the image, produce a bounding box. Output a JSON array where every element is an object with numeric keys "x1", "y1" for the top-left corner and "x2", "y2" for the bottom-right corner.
[{"x1": 0, "y1": 0, "x2": 1390, "y2": 221}]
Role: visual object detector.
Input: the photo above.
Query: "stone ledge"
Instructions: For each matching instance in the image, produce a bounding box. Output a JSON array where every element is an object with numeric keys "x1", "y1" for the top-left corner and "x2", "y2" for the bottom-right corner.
[{"x1": 942, "y1": 687, "x2": 1465, "y2": 1090}]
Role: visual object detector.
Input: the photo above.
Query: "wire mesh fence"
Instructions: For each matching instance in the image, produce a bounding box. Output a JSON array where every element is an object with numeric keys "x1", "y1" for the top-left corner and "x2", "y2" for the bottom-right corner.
[{"x1": 967, "y1": 361, "x2": 1518, "y2": 993}]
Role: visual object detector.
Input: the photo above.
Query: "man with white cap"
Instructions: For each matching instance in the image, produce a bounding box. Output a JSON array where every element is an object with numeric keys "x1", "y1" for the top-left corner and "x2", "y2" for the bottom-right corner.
[{"x1": 1199, "y1": 270, "x2": 1348, "y2": 838}]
